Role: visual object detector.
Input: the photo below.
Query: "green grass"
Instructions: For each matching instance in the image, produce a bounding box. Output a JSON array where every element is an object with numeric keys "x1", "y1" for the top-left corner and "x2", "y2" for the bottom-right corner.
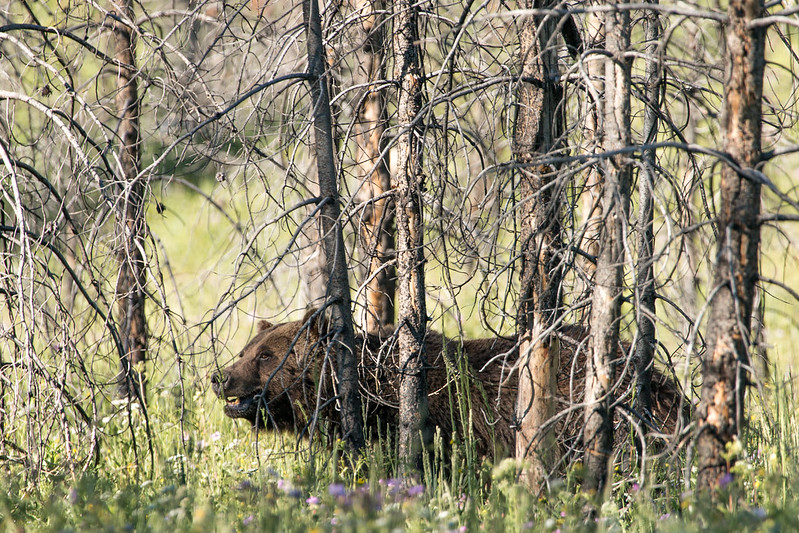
[
  {"x1": 2, "y1": 184, "x2": 799, "y2": 532},
  {"x1": 2, "y1": 376, "x2": 799, "y2": 532}
]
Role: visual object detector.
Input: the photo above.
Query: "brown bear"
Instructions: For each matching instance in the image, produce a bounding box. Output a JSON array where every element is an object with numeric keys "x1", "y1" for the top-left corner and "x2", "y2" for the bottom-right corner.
[{"x1": 211, "y1": 309, "x2": 687, "y2": 462}]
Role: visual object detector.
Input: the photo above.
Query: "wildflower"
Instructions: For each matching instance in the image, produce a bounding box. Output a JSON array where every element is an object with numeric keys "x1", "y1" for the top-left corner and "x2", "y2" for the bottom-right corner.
[
  {"x1": 236, "y1": 480, "x2": 253, "y2": 491},
  {"x1": 458, "y1": 494, "x2": 468, "y2": 511},
  {"x1": 719, "y1": 472, "x2": 734, "y2": 488},
  {"x1": 210, "y1": 431, "x2": 222, "y2": 442},
  {"x1": 328, "y1": 483, "x2": 347, "y2": 498},
  {"x1": 522, "y1": 522, "x2": 534, "y2": 530},
  {"x1": 407, "y1": 485, "x2": 424, "y2": 497},
  {"x1": 631, "y1": 482, "x2": 640, "y2": 492},
  {"x1": 560, "y1": 511, "x2": 566, "y2": 518},
  {"x1": 243, "y1": 515, "x2": 254, "y2": 526},
  {"x1": 659, "y1": 513, "x2": 670, "y2": 520},
  {"x1": 307, "y1": 496, "x2": 320, "y2": 505}
]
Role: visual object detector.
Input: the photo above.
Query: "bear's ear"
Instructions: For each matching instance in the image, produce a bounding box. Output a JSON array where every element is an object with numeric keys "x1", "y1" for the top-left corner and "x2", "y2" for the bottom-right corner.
[
  {"x1": 302, "y1": 307, "x2": 320, "y2": 328},
  {"x1": 301, "y1": 307, "x2": 329, "y2": 335},
  {"x1": 257, "y1": 319, "x2": 273, "y2": 332}
]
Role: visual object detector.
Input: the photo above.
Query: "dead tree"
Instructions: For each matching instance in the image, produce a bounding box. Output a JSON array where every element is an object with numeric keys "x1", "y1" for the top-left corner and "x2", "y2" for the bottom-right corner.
[
  {"x1": 353, "y1": 0, "x2": 395, "y2": 333},
  {"x1": 513, "y1": 0, "x2": 564, "y2": 491},
  {"x1": 111, "y1": 0, "x2": 148, "y2": 400},
  {"x1": 696, "y1": 0, "x2": 765, "y2": 490},
  {"x1": 578, "y1": 1, "x2": 605, "y2": 296},
  {"x1": 633, "y1": 0, "x2": 661, "y2": 448},
  {"x1": 583, "y1": 0, "x2": 632, "y2": 495},
  {"x1": 393, "y1": 0, "x2": 430, "y2": 473},
  {"x1": 302, "y1": 0, "x2": 365, "y2": 455}
]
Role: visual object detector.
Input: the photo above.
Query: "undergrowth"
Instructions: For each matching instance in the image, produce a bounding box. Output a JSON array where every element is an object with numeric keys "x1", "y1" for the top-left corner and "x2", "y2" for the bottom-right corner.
[{"x1": 1, "y1": 368, "x2": 797, "y2": 532}]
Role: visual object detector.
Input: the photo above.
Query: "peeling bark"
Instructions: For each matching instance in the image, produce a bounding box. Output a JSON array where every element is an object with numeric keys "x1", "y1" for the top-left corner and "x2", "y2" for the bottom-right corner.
[
  {"x1": 513, "y1": 0, "x2": 564, "y2": 492},
  {"x1": 353, "y1": 0, "x2": 395, "y2": 334},
  {"x1": 696, "y1": 0, "x2": 764, "y2": 491}
]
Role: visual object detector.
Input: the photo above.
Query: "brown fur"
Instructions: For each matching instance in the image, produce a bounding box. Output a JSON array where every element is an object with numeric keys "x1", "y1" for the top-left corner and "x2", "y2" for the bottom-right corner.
[{"x1": 211, "y1": 310, "x2": 687, "y2": 461}]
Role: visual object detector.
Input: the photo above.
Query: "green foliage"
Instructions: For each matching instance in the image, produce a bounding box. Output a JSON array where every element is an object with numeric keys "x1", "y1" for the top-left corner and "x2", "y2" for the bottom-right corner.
[{"x1": 1, "y1": 367, "x2": 798, "y2": 532}]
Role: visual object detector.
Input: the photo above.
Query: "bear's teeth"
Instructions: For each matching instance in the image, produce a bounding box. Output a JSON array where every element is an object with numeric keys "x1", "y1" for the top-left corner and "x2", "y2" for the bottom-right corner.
[{"x1": 227, "y1": 397, "x2": 239, "y2": 405}]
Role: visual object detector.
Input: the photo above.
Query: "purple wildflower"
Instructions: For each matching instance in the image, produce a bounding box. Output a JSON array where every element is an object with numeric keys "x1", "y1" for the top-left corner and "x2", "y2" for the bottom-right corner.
[
  {"x1": 719, "y1": 472, "x2": 735, "y2": 488},
  {"x1": 328, "y1": 483, "x2": 347, "y2": 498},
  {"x1": 458, "y1": 494, "x2": 468, "y2": 511},
  {"x1": 407, "y1": 485, "x2": 425, "y2": 497},
  {"x1": 307, "y1": 496, "x2": 321, "y2": 505},
  {"x1": 659, "y1": 513, "x2": 671, "y2": 520},
  {"x1": 243, "y1": 515, "x2": 254, "y2": 526}
]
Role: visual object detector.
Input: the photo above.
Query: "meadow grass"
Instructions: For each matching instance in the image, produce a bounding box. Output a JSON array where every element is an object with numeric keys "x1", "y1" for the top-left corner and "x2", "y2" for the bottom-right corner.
[
  {"x1": 2, "y1": 183, "x2": 798, "y2": 532},
  {"x1": 2, "y1": 374, "x2": 798, "y2": 532}
]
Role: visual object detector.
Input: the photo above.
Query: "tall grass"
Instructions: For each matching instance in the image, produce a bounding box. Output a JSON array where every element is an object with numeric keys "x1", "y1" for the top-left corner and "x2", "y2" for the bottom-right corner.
[
  {"x1": 2, "y1": 368, "x2": 798, "y2": 532},
  {"x1": 2, "y1": 184, "x2": 798, "y2": 531}
]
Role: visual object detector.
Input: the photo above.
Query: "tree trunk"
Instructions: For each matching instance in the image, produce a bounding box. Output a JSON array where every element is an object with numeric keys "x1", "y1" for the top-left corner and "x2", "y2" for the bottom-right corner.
[
  {"x1": 111, "y1": 0, "x2": 148, "y2": 401},
  {"x1": 302, "y1": 0, "x2": 365, "y2": 455},
  {"x1": 393, "y1": 0, "x2": 429, "y2": 474},
  {"x1": 513, "y1": 0, "x2": 564, "y2": 492},
  {"x1": 354, "y1": 0, "x2": 395, "y2": 334},
  {"x1": 696, "y1": 0, "x2": 764, "y2": 490},
  {"x1": 583, "y1": 0, "x2": 631, "y2": 496},
  {"x1": 578, "y1": 4, "x2": 604, "y2": 299},
  {"x1": 633, "y1": 0, "x2": 661, "y2": 444}
]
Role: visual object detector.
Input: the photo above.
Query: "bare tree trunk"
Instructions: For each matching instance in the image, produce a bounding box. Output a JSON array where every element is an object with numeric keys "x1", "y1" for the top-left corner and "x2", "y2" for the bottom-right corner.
[
  {"x1": 513, "y1": 0, "x2": 563, "y2": 492},
  {"x1": 633, "y1": 0, "x2": 661, "y2": 441},
  {"x1": 696, "y1": 0, "x2": 764, "y2": 491},
  {"x1": 583, "y1": 0, "x2": 631, "y2": 496},
  {"x1": 578, "y1": 4, "x2": 604, "y2": 297},
  {"x1": 393, "y1": 0, "x2": 429, "y2": 474},
  {"x1": 354, "y1": 0, "x2": 395, "y2": 334},
  {"x1": 112, "y1": 0, "x2": 147, "y2": 400},
  {"x1": 302, "y1": 0, "x2": 365, "y2": 455}
]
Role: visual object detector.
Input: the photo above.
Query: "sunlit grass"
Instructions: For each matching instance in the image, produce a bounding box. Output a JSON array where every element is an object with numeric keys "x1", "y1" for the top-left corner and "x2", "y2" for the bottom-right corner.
[{"x1": 2, "y1": 177, "x2": 798, "y2": 531}]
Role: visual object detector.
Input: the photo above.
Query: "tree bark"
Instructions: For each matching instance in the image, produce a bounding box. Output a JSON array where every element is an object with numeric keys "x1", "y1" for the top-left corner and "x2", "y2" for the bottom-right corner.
[
  {"x1": 302, "y1": 0, "x2": 365, "y2": 455},
  {"x1": 633, "y1": 0, "x2": 661, "y2": 443},
  {"x1": 353, "y1": 0, "x2": 395, "y2": 334},
  {"x1": 393, "y1": 0, "x2": 429, "y2": 474},
  {"x1": 696, "y1": 0, "x2": 764, "y2": 491},
  {"x1": 111, "y1": 0, "x2": 148, "y2": 401},
  {"x1": 513, "y1": 0, "x2": 564, "y2": 492},
  {"x1": 583, "y1": 0, "x2": 631, "y2": 496},
  {"x1": 578, "y1": 3, "x2": 604, "y2": 297}
]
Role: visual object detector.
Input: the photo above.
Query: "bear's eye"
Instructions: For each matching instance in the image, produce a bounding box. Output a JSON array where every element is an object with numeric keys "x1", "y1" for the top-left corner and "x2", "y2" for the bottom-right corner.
[{"x1": 258, "y1": 351, "x2": 270, "y2": 360}]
